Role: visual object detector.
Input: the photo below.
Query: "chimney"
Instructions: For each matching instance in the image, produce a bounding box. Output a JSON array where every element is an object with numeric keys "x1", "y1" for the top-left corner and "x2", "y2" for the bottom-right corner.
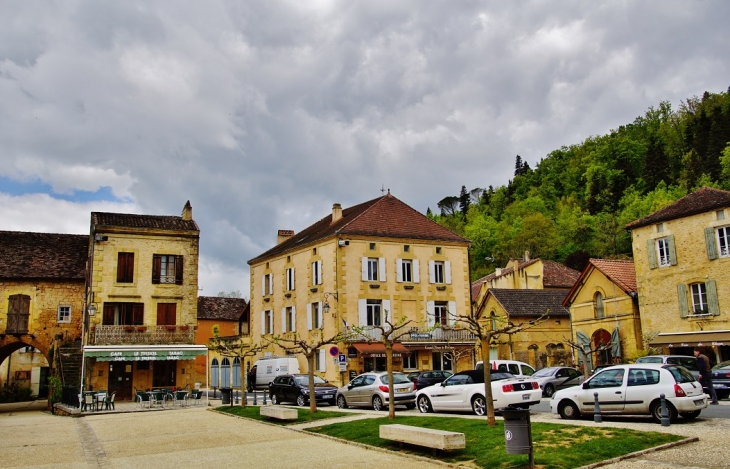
[
  {"x1": 331, "y1": 203, "x2": 343, "y2": 223},
  {"x1": 277, "y1": 230, "x2": 294, "y2": 244},
  {"x1": 495, "y1": 268, "x2": 502, "y2": 276},
  {"x1": 181, "y1": 201, "x2": 192, "y2": 221},
  {"x1": 524, "y1": 251, "x2": 531, "y2": 262}
]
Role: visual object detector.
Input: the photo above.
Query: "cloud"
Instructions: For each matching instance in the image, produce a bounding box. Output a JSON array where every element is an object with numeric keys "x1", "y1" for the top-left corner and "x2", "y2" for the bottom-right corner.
[{"x1": 1, "y1": 1, "x2": 729, "y2": 297}]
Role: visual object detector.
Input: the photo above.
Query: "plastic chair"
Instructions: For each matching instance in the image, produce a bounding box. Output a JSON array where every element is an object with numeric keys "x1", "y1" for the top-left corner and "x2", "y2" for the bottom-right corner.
[
  {"x1": 105, "y1": 392, "x2": 116, "y2": 410},
  {"x1": 96, "y1": 392, "x2": 107, "y2": 411},
  {"x1": 136, "y1": 391, "x2": 151, "y2": 409},
  {"x1": 174, "y1": 390, "x2": 189, "y2": 407},
  {"x1": 190, "y1": 390, "x2": 202, "y2": 405},
  {"x1": 82, "y1": 393, "x2": 95, "y2": 412}
]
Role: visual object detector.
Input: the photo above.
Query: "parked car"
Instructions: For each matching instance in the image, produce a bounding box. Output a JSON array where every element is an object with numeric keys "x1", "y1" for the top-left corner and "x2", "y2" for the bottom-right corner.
[
  {"x1": 635, "y1": 355, "x2": 700, "y2": 379},
  {"x1": 336, "y1": 372, "x2": 416, "y2": 411},
  {"x1": 711, "y1": 360, "x2": 730, "y2": 400},
  {"x1": 268, "y1": 374, "x2": 337, "y2": 406},
  {"x1": 475, "y1": 360, "x2": 536, "y2": 378},
  {"x1": 416, "y1": 370, "x2": 542, "y2": 416},
  {"x1": 550, "y1": 364, "x2": 708, "y2": 423},
  {"x1": 408, "y1": 370, "x2": 453, "y2": 390},
  {"x1": 252, "y1": 357, "x2": 301, "y2": 389},
  {"x1": 531, "y1": 366, "x2": 586, "y2": 397},
  {"x1": 591, "y1": 364, "x2": 616, "y2": 375}
]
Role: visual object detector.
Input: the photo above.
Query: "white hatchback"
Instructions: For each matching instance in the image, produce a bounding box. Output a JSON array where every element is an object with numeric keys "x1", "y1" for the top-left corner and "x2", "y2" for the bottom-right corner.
[{"x1": 550, "y1": 364, "x2": 708, "y2": 423}]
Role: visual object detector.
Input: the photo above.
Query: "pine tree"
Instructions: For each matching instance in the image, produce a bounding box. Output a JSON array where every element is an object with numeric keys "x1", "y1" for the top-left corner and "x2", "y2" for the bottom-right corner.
[
  {"x1": 459, "y1": 185, "x2": 469, "y2": 216},
  {"x1": 514, "y1": 155, "x2": 523, "y2": 176}
]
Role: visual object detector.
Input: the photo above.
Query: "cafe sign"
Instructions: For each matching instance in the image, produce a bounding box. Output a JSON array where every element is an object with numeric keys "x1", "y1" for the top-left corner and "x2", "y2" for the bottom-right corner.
[{"x1": 84, "y1": 347, "x2": 207, "y2": 361}]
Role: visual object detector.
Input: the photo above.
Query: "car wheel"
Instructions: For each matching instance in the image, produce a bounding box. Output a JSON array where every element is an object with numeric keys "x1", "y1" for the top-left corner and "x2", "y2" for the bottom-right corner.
[
  {"x1": 372, "y1": 395, "x2": 384, "y2": 411},
  {"x1": 417, "y1": 395, "x2": 432, "y2": 413},
  {"x1": 405, "y1": 403, "x2": 416, "y2": 410},
  {"x1": 471, "y1": 395, "x2": 486, "y2": 416},
  {"x1": 544, "y1": 384, "x2": 555, "y2": 398},
  {"x1": 680, "y1": 410, "x2": 701, "y2": 420},
  {"x1": 271, "y1": 393, "x2": 279, "y2": 405},
  {"x1": 296, "y1": 394, "x2": 307, "y2": 407},
  {"x1": 336, "y1": 395, "x2": 348, "y2": 409},
  {"x1": 650, "y1": 400, "x2": 678, "y2": 424},
  {"x1": 558, "y1": 400, "x2": 580, "y2": 420}
]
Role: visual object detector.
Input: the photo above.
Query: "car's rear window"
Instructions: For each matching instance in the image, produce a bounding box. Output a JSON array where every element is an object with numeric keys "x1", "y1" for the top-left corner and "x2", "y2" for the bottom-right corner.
[
  {"x1": 381, "y1": 373, "x2": 411, "y2": 385},
  {"x1": 490, "y1": 372, "x2": 514, "y2": 382},
  {"x1": 666, "y1": 357, "x2": 699, "y2": 371},
  {"x1": 636, "y1": 357, "x2": 663, "y2": 364},
  {"x1": 665, "y1": 365, "x2": 696, "y2": 383}
]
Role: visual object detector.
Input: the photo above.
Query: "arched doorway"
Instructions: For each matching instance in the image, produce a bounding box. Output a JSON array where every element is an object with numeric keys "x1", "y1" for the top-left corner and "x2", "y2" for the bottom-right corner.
[
  {"x1": 0, "y1": 340, "x2": 51, "y2": 399},
  {"x1": 592, "y1": 329, "x2": 612, "y2": 366}
]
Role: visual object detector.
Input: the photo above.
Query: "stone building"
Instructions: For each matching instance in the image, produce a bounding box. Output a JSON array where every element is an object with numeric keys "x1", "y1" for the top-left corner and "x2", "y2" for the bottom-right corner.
[
  {"x1": 248, "y1": 193, "x2": 473, "y2": 386},
  {"x1": 626, "y1": 187, "x2": 730, "y2": 364}
]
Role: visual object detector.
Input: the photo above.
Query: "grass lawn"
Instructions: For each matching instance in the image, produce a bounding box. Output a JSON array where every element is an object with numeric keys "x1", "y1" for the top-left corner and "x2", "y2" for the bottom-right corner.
[
  {"x1": 214, "y1": 405, "x2": 353, "y2": 425},
  {"x1": 306, "y1": 416, "x2": 684, "y2": 469}
]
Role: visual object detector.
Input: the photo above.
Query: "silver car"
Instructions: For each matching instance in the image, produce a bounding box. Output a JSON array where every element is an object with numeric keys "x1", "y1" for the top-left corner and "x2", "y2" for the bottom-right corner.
[
  {"x1": 531, "y1": 366, "x2": 586, "y2": 397},
  {"x1": 336, "y1": 372, "x2": 416, "y2": 411}
]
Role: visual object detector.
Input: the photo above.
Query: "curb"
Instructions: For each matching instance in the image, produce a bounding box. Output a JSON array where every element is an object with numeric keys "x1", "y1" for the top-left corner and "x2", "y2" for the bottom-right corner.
[{"x1": 577, "y1": 437, "x2": 700, "y2": 469}]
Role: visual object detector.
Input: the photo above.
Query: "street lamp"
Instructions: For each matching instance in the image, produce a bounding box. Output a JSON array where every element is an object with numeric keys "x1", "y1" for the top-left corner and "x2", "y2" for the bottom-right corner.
[
  {"x1": 87, "y1": 304, "x2": 97, "y2": 316},
  {"x1": 322, "y1": 292, "x2": 338, "y2": 316}
]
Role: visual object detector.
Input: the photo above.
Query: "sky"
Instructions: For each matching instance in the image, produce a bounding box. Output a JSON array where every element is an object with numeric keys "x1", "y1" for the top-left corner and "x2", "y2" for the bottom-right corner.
[{"x1": 1, "y1": 1, "x2": 729, "y2": 298}]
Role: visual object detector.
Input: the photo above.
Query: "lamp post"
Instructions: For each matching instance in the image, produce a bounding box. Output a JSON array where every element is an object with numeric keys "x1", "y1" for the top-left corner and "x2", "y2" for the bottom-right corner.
[{"x1": 322, "y1": 292, "x2": 338, "y2": 316}]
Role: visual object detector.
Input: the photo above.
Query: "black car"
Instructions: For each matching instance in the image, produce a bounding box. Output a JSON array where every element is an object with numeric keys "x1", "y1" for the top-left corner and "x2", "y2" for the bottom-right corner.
[
  {"x1": 712, "y1": 360, "x2": 730, "y2": 400},
  {"x1": 268, "y1": 374, "x2": 338, "y2": 406},
  {"x1": 408, "y1": 370, "x2": 453, "y2": 390}
]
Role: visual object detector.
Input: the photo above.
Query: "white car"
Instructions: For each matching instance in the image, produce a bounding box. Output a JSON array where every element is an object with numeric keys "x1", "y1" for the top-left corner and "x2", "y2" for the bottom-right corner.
[
  {"x1": 416, "y1": 370, "x2": 542, "y2": 416},
  {"x1": 550, "y1": 364, "x2": 708, "y2": 423}
]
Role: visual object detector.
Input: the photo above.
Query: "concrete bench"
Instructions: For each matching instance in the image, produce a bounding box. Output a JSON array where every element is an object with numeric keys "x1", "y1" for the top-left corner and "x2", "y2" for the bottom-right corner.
[
  {"x1": 260, "y1": 406, "x2": 298, "y2": 421},
  {"x1": 380, "y1": 424, "x2": 465, "y2": 454}
]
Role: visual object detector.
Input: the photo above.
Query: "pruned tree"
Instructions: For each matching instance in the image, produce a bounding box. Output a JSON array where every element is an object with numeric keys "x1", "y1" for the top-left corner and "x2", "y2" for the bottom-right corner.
[
  {"x1": 208, "y1": 327, "x2": 265, "y2": 408},
  {"x1": 349, "y1": 310, "x2": 417, "y2": 420},
  {"x1": 456, "y1": 309, "x2": 549, "y2": 426},
  {"x1": 561, "y1": 331, "x2": 616, "y2": 379},
  {"x1": 267, "y1": 329, "x2": 353, "y2": 413}
]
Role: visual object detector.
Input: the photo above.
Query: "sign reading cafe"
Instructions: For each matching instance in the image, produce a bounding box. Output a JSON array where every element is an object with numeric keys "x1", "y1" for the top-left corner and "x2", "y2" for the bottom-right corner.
[{"x1": 84, "y1": 346, "x2": 207, "y2": 362}]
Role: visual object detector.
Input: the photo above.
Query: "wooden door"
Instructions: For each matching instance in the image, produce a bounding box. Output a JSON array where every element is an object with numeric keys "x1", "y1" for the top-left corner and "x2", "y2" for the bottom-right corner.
[
  {"x1": 108, "y1": 362, "x2": 133, "y2": 400},
  {"x1": 153, "y1": 360, "x2": 176, "y2": 387}
]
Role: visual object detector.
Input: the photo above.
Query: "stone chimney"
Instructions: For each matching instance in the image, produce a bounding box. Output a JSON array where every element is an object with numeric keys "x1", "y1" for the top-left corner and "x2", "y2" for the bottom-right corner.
[
  {"x1": 331, "y1": 203, "x2": 343, "y2": 223},
  {"x1": 524, "y1": 251, "x2": 531, "y2": 262},
  {"x1": 277, "y1": 230, "x2": 294, "y2": 244},
  {"x1": 181, "y1": 201, "x2": 192, "y2": 221},
  {"x1": 495, "y1": 268, "x2": 502, "y2": 276}
]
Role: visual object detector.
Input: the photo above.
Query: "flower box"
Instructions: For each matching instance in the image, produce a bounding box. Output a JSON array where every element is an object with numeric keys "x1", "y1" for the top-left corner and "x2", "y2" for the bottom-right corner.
[
  {"x1": 165, "y1": 325, "x2": 177, "y2": 331},
  {"x1": 124, "y1": 326, "x2": 135, "y2": 332},
  {"x1": 179, "y1": 325, "x2": 190, "y2": 331},
  {"x1": 137, "y1": 326, "x2": 147, "y2": 332}
]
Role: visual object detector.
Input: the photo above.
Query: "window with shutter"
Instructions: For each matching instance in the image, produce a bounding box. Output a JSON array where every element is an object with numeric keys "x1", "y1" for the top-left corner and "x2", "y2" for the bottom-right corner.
[
  {"x1": 7, "y1": 294, "x2": 30, "y2": 334},
  {"x1": 102, "y1": 303, "x2": 145, "y2": 325},
  {"x1": 157, "y1": 303, "x2": 177, "y2": 325},
  {"x1": 116, "y1": 252, "x2": 134, "y2": 283},
  {"x1": 152, "y1": 254, "x2": 182, "y2": 284}
]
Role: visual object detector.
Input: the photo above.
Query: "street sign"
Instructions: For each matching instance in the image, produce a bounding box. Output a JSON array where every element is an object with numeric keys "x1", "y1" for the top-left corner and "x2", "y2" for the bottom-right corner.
[
  {"x1": 339, "y1": 363, "x2": 348, "y2": 372},
  {"x1": 329, "y1": 346, "x2": 339, "y2": 356},
  {"x1": 338, "y1": 353, "x2": 347, "y2": 364}
]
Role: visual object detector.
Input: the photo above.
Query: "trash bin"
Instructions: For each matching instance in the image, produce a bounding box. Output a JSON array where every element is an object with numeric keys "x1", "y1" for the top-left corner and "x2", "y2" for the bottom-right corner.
[
  {"x1": 501, "y1": 408, "x2": 532, "y2": 455},
  {"x1": 220, "y1": 387, "x2": 233, "y2": 405}
]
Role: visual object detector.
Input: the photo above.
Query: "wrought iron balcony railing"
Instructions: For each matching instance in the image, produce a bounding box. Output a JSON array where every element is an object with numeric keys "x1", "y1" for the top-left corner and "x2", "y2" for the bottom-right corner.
[
  {"x1": 344, "y1": 326, "x2": 477, "y2": 343},
  {"x1": 91, "y1": 325, "x2": 196, "y2": 345}
]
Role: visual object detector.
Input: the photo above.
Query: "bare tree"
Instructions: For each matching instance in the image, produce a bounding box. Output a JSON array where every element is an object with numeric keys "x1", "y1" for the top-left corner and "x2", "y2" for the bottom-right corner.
[
  {"x1": 208, "y1": 327, "x2": 265, "y2": 408},
  {"x1": 561, "y1": 334, "x2": 615, "y2": 379},
  {"x1": 457, "y1": 311, "x2": 548, "y2": 426},
  {"x1": 349, "y1": 310, "x2": 416, "y2": 420},
  {"x1": 267, "y1": 329, "x2": 352, "y2": 413}
]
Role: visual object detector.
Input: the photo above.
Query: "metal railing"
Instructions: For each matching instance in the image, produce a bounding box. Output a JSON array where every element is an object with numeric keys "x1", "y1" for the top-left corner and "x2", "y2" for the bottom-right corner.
[
  {"x1": 91, "y1": 325, "x2": 196, "y2": 345},
  {"x1": 344, "y1": 326, "x2": 477, "y2": 343}
]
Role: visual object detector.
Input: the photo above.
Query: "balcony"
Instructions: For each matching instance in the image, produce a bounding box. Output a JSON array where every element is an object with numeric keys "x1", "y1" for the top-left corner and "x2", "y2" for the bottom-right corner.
[
  {"x1": 91, "y1": 325, "x2": 196, "y2": 345},
  {"x1": 344, "y1": 326, "x2": 477, "y2": 344}
]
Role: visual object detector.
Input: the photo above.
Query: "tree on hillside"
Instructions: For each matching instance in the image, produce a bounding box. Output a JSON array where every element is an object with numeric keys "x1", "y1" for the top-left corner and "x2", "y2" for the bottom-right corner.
[
  {"x1": 208, "y1": 329, "x2": 265, "y2": 408},
  {"x1": 437, "y1": 196, "x2": 460, "y2": 216},
  {"x1": 459, "y1": 185, "x2": 470, "y2": 216}
]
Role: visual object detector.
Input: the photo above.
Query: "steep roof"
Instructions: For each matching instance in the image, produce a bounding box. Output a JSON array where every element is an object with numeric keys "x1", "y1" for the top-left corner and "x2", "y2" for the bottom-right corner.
[
  {"x1": 197, "y1": 296, "x2": 248, "y2": 321},
  {"x1": 249, "y1": 193, "x2": 468, "y2": 263},
  {"x1": 625, "y1": 187, "x2": 730, "y2": 230},
  {"x1": 92, "y1": 212, "x2": 199, "y2": 232},
  {"x1": 0, "y1": 231, "x2": 88, "y2": 280},
  {"x1": 489, "y1": 289, "x2": 570, "y2": 318},
  {"x1": 563, "y1": 259, "x2": 636, "y2": 307},
  {"x1": 542, "y1": 260, "x2": 581, "y2": 288}
]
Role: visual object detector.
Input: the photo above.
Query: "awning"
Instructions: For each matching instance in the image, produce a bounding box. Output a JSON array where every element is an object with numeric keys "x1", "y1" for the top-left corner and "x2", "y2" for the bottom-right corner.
[
  {"x1": 83, "y1": 345, "x2": 208, "y2": 362},
  {"x1": 353, "y1": 343, "x2": 410, "y2": 358},
  {"x1": 649, "y1": 330, "x2": 730, "y2": 347}
]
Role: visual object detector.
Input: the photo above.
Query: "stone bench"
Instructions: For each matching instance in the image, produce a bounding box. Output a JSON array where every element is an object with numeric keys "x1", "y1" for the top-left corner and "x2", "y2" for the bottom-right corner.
[
  {"x1": 380, "y1": 424, "x2": 465, "y2": 454},
  {"x1": 260, "y1": 406, "x2": 298, "y2": 420}
]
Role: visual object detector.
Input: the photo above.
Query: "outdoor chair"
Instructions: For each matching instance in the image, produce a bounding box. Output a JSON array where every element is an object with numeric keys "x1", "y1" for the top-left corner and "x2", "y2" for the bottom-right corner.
[
  {"x1": 151, "y1": 390, "x2": 166, "y2": 408},
  {"x1": 190, "y1": 390, "x2": 202, "y2": 405},
  {"x1": 174, "y1": 390, "x2": 189, "y2": 407},
  {"x1": 82, "y1": 393, "x2": 95, "y2": 412},
  {"x1": 96, "y1": 392, "x2": 107, "y2": 411},
  {"x1": 105, "y1": 392, "x2": 116, "y2": 411},
  {"x1": 136, "y1": 391, "x2": 151, "y2": 409}
]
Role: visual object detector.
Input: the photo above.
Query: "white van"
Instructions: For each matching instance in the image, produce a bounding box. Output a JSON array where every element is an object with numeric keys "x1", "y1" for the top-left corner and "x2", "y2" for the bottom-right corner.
[
  {"x1": 252, "y1": 357, "x2": 301, "y2": 389},
  {"x1": 475, "y1": 360, "x2": 535, "y2": 378}
]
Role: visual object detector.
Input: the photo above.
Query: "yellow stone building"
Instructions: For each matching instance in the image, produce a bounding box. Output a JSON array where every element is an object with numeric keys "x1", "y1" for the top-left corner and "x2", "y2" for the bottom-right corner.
[
  {"x1": 562, "y1": 259, "x2": 641, "y2": 371},
  {"x1": 247, "y1": 193, "x2": 473, "y2": 386},
  {"x1": 626, "y1": 187, "x2": 730, "y2": 364},
  {"x1": 84, "y1": 202, "x2": 207, "y2": 399}
]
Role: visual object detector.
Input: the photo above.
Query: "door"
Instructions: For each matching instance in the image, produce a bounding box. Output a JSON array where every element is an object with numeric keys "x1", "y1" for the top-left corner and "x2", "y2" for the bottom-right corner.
[
  {"x1": 580, "y1": 368, "x2": 626, "y2": 413},
  {"x1": 153, "y1": 360, "x2": 176, "y2": 387},
  {"x1": 38, "y1": 367, "x2": 49, "y2": 399},
  {"x1": 108, "y1": 362, "x2": 133, "y2": 400},
  {"x1": 556, "y1": 368, "x2": 583, "y2": 392}
]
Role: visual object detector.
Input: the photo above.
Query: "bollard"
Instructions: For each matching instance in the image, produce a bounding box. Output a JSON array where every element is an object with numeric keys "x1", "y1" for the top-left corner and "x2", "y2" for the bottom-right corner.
[
  {"x1": 660, "y1": 393, "x2": 670, "y2": 427},
  {"x1": 593, "y1": 392, "x2": 602, "y2": 423},
  {"x1": 253, "y1": 390, "x2": 257, "y2": 405},
  {"x1": 263, "y1": 389, "x2": 267, "y2": 405}
]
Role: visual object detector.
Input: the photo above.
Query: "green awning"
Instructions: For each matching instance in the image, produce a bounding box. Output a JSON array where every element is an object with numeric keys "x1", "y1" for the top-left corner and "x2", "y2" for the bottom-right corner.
[{"x1": 84, "y1": 345, "x2": 208, "y2": 362}]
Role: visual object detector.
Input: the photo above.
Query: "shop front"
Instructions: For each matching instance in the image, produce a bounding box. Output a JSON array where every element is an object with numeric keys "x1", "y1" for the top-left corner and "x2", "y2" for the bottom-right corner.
[{"x1": 650, "y1": 330, "x2": 730, "y2": 363}]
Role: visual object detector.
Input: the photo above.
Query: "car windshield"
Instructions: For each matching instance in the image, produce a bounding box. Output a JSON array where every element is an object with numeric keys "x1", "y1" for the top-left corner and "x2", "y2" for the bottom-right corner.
[
  {"x1": 665, "y1": 365, "x2": 696, "y2": 383},
  {"x1": 490, "y1": 372, "x2": 514, "y2": 381},
  {"x1": 380, "y1": 373, "x2": 410, "y2": 385},
  {"x1": 294, "y1": 375, "x2": 326, "y2": 385},
  {"x1": 713, "y1": 360, "x2": 730, "y2": 370},
  {"x1": 532, "y1": 368, "x2": 556, "y2": 377},
  {"x1": 636, "y1": 357, "x2": 663, "y2": 364}
]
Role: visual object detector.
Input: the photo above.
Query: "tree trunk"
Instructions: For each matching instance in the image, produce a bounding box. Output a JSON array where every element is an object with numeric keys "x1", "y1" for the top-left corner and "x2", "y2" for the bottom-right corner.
[
  {"x1": 386, "y1": 342, "x2": 395, "y2": 420},
  {"x1": 307, "y1": 353, "x2": 317, "y2": 413},
  {"x1": 480, "y1": 337, "x2": 496, "y2": 426}
]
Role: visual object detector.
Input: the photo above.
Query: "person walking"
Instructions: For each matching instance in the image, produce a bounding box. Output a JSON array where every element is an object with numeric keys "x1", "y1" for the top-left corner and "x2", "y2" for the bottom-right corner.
[
  {"x1": 694, "y1": 349, "x2": 719, "y2": 404},
  {"x1": 247, "y1": 365, "x2": 257, "y2": 393}
]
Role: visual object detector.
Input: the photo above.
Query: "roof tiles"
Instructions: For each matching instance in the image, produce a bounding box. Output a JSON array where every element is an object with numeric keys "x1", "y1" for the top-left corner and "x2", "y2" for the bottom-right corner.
[
  {"x1": 197, "y1": 296, "x2": 248, "y2": 321},
  {"x1": 490, "y1": 289, "x2": 570, "y2": 318},
  {"x1": 625, "y1": 187, "x2": 730, "y2": 230},
  {"x1": 0, "y1": 231, "x2": 88, "y2": 280},
  {"x1": 92, "y1": 212, "x2": 199, "y2": 232}
]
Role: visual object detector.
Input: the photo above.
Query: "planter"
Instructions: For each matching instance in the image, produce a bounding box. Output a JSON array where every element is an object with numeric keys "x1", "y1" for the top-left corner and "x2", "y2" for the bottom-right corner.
[
  {"x1": 165, "y1": 326, "x2": 177, "y2": 331},
  {"x1": 137, "y1": 326, "x2": 147, "y2": 332},
  {"x1": 124, "y1": 326, "x2": 135, "y2": 332},
  {"x1": 179, "y1": 325, "x2": 189, "y2": 331}
]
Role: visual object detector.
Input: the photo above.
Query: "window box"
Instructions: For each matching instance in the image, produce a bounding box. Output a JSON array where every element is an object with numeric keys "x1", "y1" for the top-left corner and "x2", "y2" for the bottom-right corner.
[
  {"x1": 136, "y1": 326, "x2": 147, "y2": 332},
  {"x1": 310, "y1": 287, "x2": 318, "y2": 293},
  {"x1": 264, "y1": 297, "x2": 270, "y2": 302},
  {"x1": 165, "y1": 325, "x2": 177, "y2": 331},
  {"x1": 284, "y1": 293, "x2": 292, "y2": 298},
  {"x1": 404, "y1": 285, "x2": 414, "y2": 290},
  {"x1": 179, "y1": 325, "x2": 190, "y2": 331},
  {"x1": 436, "y1": 286, "x2": 447, "y2": 291},
  {"x1": 369, "y1": 284, "x2": 380, "y2": 289},
  {"x1": 124, "y1": 326, "x2": 135, "y2": 332}
]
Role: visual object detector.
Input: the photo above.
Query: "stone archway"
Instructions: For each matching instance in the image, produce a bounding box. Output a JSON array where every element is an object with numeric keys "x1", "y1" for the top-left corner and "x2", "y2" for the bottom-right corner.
[{"x1": 0, "y1": 337, "x2": 51, "y2": 397}]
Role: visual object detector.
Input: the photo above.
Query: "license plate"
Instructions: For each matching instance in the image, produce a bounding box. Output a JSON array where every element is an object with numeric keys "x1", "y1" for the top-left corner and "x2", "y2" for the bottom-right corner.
[
  {"x1": 522, "y1": 394, "x2": 530, "y2": 401},
  {"x1": 322, "y1": 394, "x2": 331, "y2": 399},
  {"x1": 397, "y1": 388, "x2": 409, "y2": 393},
  {"x1": 715, "y1": 384, "x2": 727, "y2": 388},
  {"x1": 694, "y1": 399, "x2": 705, "y2": 406}
]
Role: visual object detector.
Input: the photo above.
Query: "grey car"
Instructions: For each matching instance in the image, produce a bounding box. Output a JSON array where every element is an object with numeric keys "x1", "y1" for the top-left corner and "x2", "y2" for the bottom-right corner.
[
  {"x1": 336, "y1": 372, "x2": 416, "y2": 411},
  {"x1": 712, "y1": 360, "x2": 730, "y2": 400},
  {"x1": 531, "y1": 366, "x2": 586, "y2": 397},
  {"x1": 635, "y1": 355, "x2": 700, "y2": 379}
]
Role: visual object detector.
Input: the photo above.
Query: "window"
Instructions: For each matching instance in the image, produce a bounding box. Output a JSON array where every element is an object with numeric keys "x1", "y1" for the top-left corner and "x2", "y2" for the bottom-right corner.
[
  {"x1": 367, "y1": 258, "x2": 378, "y2": 281},
  {"x1": 369, "y1": 243, "x2": 376, "y2": 250},
  {"x1": 262, "y1": 274, "x2": 273, "y2": 295},
  {"x1": 283, "y1": 306, "x2": 296, "y2": 332},
  {"x1": 102, "y1": 303, "x2": 144, "y2": 325},
  {"x1": 286, "y1": 267, "x2": 295, "y2": 291},
  {"x1": 656, "y1": 238, "x2": 670, "y2": 266},
  {"x1": 432, "y1": 351, "x2": 452, "y2": 371},
  {"x1": 434, "y1": 302, "x2": 448, "y2": 326},
  {"x1": 366, "y1": 300, "x2": 381, "y2": 326},
  {"x1": 221, "y1": 358, "x2": 231, "y2": 388},
  {"x1": 156, "y1": 303, "x2": 177, "y2": 325},
  {"x1": 678, "y1": 281, "x2": 719, "y2": 317},
  {"x1": 57, "y1": 305, "x2": 71, "y2": 323},
  {"x1": 404, "y1": 245, "x2": 410, "y2": 252},
  {"x1": 309, "y1": 302, "x2": 322, "y2": 330},
  {"x1": 594, "y1": 292, "x2": 604, "y2": 319},
  {"x1": 15, "y1": 371, "x2": 31, "y2": 380},
  {"x1": 261, "y1": 310, "x2": 274, "y2": 335},
  {"x1": 401, "y1": 259, "x2": 412, "y2": 282},
  {"x1": 152, "y1": 254, "x2": 183, "y2": 284},
  {"x1": 690, "y1": 283, "x2": 708, "y2": 314},
  {"x1": 586, "y1": 368, "x2": 625, "y2": 388},
  {"x1": 6, "y1": 294, "x2": 30, "y2": 334},
  {"x1": 116, "y1": 252, "x2": 134, "y2": 283},
  {"x1": 211, "y1": 358, "x2": 220, "y2": 388},
  {"x1": 315, "y1": 349, "x2": 326, "y2": 372},
  {"x1": 404, "y1": 351, "x2": 418, "y2": 369},
  {"x1": 362, "y1": 257, "x2": 386, "y2": 282},
  {"x1": 718, "y1": 227, "x2": 730, "y2": 257},
  {"x1": 232, "y1": 357, "x2": 241, "y2": 388},
  {"x1": 718, "y1": 210, "x2": 725, "y2": 221},
  {"x1": 312, "y1": 261, "x2": 322, "y2": 285},
  {"x1": 436, "y1": 247, "x2": 442, "y2": 254},
  {"x1": 429, "y1": 260, "x2": 451, "y2": 284}
]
